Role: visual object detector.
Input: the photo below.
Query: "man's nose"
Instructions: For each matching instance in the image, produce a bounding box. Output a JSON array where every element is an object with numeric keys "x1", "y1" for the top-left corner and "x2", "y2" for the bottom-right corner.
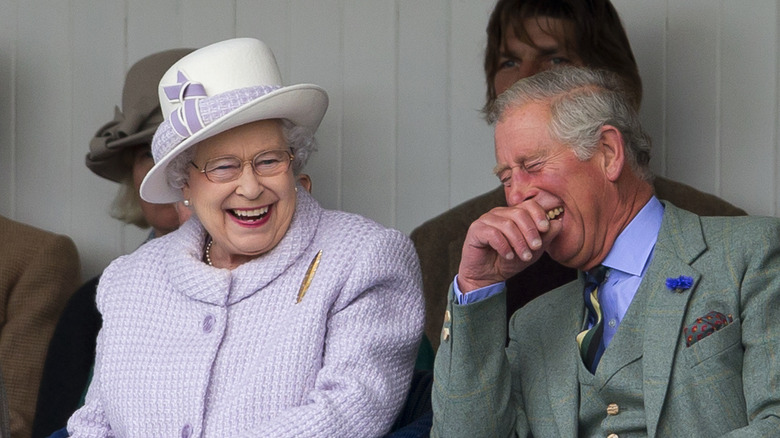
[{"x1": 504, "y1": 170, "x2": 534, "y2": 207}]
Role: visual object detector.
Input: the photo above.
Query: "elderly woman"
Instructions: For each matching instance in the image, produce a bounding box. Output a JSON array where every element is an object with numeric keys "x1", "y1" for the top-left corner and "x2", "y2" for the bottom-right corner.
[{"x1": 67, "y1": 38, "x2": 424, "y2": 437}]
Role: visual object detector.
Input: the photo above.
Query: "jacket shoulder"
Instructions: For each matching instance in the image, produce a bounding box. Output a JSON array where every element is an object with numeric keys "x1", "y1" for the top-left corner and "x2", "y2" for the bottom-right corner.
[{"x1": 653, "y1": 176, "x2": 745, "y2": 217}]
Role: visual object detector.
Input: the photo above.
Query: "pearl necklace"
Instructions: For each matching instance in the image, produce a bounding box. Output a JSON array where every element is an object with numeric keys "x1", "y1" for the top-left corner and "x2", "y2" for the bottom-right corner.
[{"x1": 204, "y1": 237, "x2": 214, "y2": 266}]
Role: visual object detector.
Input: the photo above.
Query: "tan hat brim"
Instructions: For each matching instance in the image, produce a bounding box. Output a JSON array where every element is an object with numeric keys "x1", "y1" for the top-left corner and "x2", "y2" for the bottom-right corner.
[{"x1": 85, "y1": 126, "x2": 158, "y2": 182}]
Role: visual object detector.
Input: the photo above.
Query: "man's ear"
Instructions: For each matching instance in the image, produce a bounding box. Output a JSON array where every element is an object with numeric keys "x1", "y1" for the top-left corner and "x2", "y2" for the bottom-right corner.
[
  {"x1": 599, "y1": 125, "x2": 626, "y2": 182},
  {"x1": 297, "y1": 173, "x2": 312, "y2": 193}
]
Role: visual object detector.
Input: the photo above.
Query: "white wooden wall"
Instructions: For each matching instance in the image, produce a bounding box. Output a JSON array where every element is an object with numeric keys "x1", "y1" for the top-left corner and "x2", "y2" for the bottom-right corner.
[{"x1": 0, "y1": 0, "x2": 778, "y2": 280}]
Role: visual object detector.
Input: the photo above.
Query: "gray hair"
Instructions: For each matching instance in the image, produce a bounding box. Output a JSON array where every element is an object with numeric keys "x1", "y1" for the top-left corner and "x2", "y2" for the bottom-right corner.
[
  {"x1": 165, "y1": 119, "x2": 318, "y2": 190},
  {"x1": 488, "y1": 66, "x2": 653, "y2": 182}
]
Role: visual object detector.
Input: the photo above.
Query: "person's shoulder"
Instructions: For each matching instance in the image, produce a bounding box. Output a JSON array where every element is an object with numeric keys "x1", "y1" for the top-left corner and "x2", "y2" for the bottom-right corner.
[
  {"x1": 103, "y1": 230, "x2": 173, "y2": 275},
  {"x1": 663, "y1": 203, "x2": 780, "y2": 259},
  {"x1": 322, "y1": 208, "x2": 391, "y2": 234},
  {"x1": 662, "y1": 200, "x2": 777, "y2": 233},
  {"x1": 0, "y1": 215, "x2": 75, "y2": 246},
  {"x1": 0, "y1": 216, "x2": 79, "y2": 270},
  {"x1": 411, "y1": 186, "x2": 506, "y2": 236},
  {"x1": 653, "y1": 176, "x2": 746, "y2": 217},
  {"x1": 319, "y1": 208, "x2": 412, "y2": 248},
  {"x1": 701, "y1": 214, "x2": 780, "y2": 244}
]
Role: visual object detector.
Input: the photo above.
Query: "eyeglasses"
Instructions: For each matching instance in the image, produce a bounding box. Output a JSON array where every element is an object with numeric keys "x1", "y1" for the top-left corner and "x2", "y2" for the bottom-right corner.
[{"x1": 190, "y1": 149, "x2": 294, "y2": 183}]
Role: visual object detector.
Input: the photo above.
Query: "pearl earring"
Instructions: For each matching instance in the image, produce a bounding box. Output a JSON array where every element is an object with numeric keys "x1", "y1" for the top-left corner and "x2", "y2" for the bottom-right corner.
[
  {"x1": 183, "y1": 199, "x2": 190, "y2": 206},
  {"x1": 295, "y1": 187, "x2": 298, "y2": 193}
]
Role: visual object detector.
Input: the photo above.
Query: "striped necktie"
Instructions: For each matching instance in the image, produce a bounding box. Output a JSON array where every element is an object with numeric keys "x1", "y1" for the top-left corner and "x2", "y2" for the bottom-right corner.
[{"x1": 576, "y1": 265, "x2": 609, "y2": 373}]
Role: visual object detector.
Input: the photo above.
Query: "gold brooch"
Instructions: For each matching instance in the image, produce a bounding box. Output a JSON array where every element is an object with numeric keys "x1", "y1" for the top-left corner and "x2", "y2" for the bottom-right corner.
[{"x1": 296, "y1": 250, "x2": 322, "y2": 303}]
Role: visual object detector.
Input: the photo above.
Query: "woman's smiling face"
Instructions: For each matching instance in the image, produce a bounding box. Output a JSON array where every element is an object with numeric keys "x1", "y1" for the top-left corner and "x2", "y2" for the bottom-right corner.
[{"x1": 183, "y1": 119, "x2": 297, "y2": 268}]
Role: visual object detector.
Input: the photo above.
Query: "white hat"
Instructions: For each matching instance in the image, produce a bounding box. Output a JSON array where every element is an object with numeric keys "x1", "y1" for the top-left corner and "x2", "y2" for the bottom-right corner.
[{"x1": 140, "y1": 38, "x2": 328, "y2": 203}]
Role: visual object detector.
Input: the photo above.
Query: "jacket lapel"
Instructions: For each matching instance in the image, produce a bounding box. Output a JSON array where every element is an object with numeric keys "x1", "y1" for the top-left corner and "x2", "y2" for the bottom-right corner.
[
  {"x1": 543, "y1": 280, "x2": 585, "y2": 437},
  {"x1": 641, "y1": 203, "x2": 706, "y2": 437}
]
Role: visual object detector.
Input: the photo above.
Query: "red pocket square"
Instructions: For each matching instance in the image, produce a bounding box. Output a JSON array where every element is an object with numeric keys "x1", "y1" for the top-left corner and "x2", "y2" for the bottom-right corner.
[{"x1": 684, "y1": 311, "x2": 733, "y2": 347}]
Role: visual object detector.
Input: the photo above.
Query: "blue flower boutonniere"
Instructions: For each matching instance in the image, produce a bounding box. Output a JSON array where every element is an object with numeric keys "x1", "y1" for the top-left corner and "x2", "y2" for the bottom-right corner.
[{"x1": 666, "y1": 275, "x2": 694, "y2": 292}]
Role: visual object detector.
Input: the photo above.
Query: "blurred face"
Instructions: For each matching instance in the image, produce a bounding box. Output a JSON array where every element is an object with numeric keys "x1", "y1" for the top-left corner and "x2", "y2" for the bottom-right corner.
[
  {"x1": 494, "y1": 102, "x2": 611, "y2": 270},
  {"x1": 182, "y1": 119, "x2": 297, "y2": 268},
  {"x1": 493, "y1": 17, "x2": 583, "y2": 96},
  {"x1": 131, "y1": 145, "x2": 181, "y2": 237}
]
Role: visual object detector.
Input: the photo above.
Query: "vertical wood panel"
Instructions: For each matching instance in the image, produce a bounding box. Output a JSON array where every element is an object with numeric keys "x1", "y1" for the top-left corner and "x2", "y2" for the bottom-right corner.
[
  {"x1": 449, "y1": 0, "x2": 496, "y2": 207},
  {"x1": 288, "y1": 0, "x2": 342, "y2": 212},
  {"x1": 16, "y1": 1, "x2": 72, "y2": 235},
  {"x1": 720, "y1": 1, "x2": 777, "y2": 216},
  {"x1": 0, "y1": 0, "x2": 16, "y2": 217},
  {"x1": 180, "y1": 0, "x2": 236, "y2": 48},
  {"x1": 121, "y1": 1, "x2": 187, "y2": 253},
  {"x1": 341, "y1": 1, "x2": 396, "y2": 226},
  {"x1": 666, "y1": 1, "x2": 720, "y2": 194},
  {"x1": 70, "y1": 0, "x2": 127, "y2": 279},
  {"x1": 396, "y1": 0, "x2": 449, "y2": 233},
  {"x1": 237, "y1": 1, "x2": 290, "y2": 77},
  {"x1": 777, "y1": 1, "x2": 780, "y2": 217},
  {"x1": 4, "y1": 0, "x2": 780, "y2": 280},
  {"x1": 127, "y1": 0, "x2": 184, "y2": 60},
  {"x1": 612, "y1": 0, "x2": 667, "y2": 176}
]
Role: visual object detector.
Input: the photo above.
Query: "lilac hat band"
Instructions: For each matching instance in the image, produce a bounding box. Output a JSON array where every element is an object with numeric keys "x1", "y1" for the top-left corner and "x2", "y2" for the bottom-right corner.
[
  {"x1": 152, "y1": 70, "x2": 281, "y2": 162},
  {"x1": 163, "y1": 71, "x2": 208, "y2": 138}
]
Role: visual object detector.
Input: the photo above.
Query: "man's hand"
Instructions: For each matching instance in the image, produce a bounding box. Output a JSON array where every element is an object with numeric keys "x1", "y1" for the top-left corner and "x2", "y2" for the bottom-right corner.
[{"x1": 457, "y1": 200, "x2": 562, "y2": 293}]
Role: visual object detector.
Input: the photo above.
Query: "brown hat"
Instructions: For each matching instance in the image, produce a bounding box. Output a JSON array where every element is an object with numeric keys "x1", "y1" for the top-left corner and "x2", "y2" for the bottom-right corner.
[{"x1": 86, "y1": 48, "x2": 194, "y2": 182}]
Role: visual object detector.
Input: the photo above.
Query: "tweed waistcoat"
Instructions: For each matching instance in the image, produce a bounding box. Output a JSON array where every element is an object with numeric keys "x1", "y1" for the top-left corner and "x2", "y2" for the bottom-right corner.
[{"x1": 578, "y1": 282, "x2": 651, "y2": 437}]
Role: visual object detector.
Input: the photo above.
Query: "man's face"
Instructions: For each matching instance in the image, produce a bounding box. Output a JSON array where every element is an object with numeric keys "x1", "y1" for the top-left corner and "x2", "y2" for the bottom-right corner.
[
  {"x1": 494, "y1": 102, "x2": 611, "y2": 270},
  {"x1": 493, "y1": 17, "x2": 584, "y2": 96}
]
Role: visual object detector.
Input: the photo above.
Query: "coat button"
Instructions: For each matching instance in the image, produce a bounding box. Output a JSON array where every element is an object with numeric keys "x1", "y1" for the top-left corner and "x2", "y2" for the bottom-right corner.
[
  {"x1": 606, "y1": 403, "x2": 619, "y2": 415},
  {"x1": 444, "y1": 310, "x2": 451, "y2": 323},
  {"x1": 203, "y1": 314, "x2": 216, "y2": 333},
  {"x1": 441, "y1": 327, "x2": 450, "y2": 341},
  {"x1": 607, "y1": 434, "x2": 618, "y2": 438},
  {"x1": 181, "y1": 423, "x2": 192, "y2": 438}
]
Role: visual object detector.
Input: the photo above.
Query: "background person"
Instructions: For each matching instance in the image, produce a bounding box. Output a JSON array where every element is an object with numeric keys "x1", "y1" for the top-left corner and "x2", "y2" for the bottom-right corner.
[
  {"x1": 31, "y1": 48, "x2": 193, "y2": 438},
  {"x1": 0, "y1": 215, "x2": 80, "y2": 438},
  {"x1": 67, "y1": 38, "x2": 423, "y2": 437},
  {"x1": 412, "y1": 0, "x2": 745, "y2": 355},
  {"x1": 432, "y1": 66, "x2": 780, "y2": 437}
]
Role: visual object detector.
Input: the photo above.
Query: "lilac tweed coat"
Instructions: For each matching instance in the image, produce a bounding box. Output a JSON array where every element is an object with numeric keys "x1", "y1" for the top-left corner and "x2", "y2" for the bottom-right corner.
[{"x1": 67, "y1": 189, "x2": 424, "y2": 437}]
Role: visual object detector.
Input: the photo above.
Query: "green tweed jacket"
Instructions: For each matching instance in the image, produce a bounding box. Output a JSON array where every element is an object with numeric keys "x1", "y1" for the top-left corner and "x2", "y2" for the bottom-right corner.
[
  {"x1": 431, "y1": 203, "x2": 780, "y2": 437},
  {"x1": 412, "y1": 177, "x2": 746, "y2": 354}
]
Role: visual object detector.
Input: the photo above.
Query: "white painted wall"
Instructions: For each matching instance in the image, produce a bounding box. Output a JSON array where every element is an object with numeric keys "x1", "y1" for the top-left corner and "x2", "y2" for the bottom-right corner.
[{"x1": 0, "y1": 0, "x2": 777, "y2": 280}]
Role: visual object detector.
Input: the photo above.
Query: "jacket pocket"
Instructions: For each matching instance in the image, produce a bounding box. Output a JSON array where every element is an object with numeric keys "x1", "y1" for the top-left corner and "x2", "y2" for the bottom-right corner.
[{"x1": 682, "y1": 317, "x2": 741, "y2": 368}]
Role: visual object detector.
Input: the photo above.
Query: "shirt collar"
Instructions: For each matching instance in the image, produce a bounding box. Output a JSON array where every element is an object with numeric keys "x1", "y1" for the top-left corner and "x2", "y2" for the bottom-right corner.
[{"x1": 602, "y1": 196, "x2": 664, "y2": 277}]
